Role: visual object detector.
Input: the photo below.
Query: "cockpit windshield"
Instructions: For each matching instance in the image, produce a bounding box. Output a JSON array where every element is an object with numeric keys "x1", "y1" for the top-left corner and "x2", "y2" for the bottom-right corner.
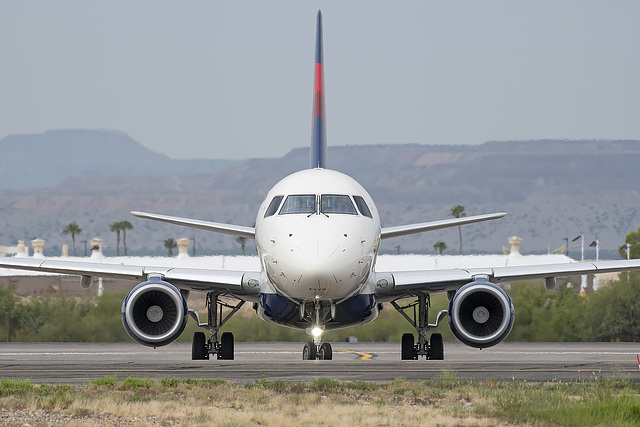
[
  {"x1": 279, "y1": 194, "x2": 316, "y2": 215},
  {"x1": 264, "y1": 195, "x2": 284, "y2": 217},
  {"x1": 278, "y1": 194, "x2": 361, "y2": 216},
  {"x1": 321, "y1": 194, "x2": 357, "y2": 215},
  {"x1": 353, "y1": 196, "x2": 372, "y2": 218}
]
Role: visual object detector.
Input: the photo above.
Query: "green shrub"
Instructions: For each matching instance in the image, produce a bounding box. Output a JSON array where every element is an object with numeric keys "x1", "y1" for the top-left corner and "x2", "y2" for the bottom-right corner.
[
  {"x1": 0, "y1": 378, "x2": 34, "y2": 396},
  {"x1": 90, "y1": 376, "x2": 119, "y2": 387},
  {"x1": 122, "y1": 377, "x2": 154, "y2": 390},
  {"x1": 3, "y1": 275, "x2": 640, "y2": 344},
  {"x1": 160, "y1": 377, "x2": 181, "y2": 388}
]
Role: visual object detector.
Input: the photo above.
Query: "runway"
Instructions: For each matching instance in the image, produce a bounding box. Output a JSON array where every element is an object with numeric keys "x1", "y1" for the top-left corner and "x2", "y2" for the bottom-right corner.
[{"x1": 1, "y1": 342, "x2": 639, "y2": 385}]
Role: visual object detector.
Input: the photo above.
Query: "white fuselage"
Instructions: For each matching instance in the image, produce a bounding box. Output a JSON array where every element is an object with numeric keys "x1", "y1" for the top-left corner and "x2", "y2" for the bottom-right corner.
[{"x1": 255, "y1": 169, "x2": 381, "y2": 303}]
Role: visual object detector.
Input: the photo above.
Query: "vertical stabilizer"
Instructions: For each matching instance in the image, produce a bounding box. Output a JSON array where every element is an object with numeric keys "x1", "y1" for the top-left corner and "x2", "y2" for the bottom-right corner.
[{"x1": 310, "y1": 11, "x2": 327, "y2": 169}]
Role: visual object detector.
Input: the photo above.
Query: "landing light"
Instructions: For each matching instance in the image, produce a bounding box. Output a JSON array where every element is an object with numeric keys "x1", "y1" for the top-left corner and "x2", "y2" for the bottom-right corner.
[{"x1": 311, "y1": 327, "x2": 324, "y2": 338}]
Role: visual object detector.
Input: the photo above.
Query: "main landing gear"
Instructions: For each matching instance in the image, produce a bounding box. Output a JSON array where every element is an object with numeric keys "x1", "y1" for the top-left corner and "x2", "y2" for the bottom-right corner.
[
  {"x1": 391, "y1": 292, "x2": 447, "y2": 360},
  {"x1": 300, "y1": 299, "x2": 333, "y2": 360},
  {"x1": 190, "y1": 292, "x2": 244, "y2": 360}
]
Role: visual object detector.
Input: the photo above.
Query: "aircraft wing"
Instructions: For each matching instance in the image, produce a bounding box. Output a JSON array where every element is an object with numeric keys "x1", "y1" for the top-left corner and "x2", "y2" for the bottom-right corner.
[
  {"x1": 131, "y1": 211, "x2": 255, "y2": 239},
  {"x1": 375, "y1": 259, "x2": 640, "y2": 301},
  {"x1": 380, "y1": 212, "x2": 507, "y2": 239},
  {"x1": 0, "y1": 257, "x2": 261, "y2": 296}
]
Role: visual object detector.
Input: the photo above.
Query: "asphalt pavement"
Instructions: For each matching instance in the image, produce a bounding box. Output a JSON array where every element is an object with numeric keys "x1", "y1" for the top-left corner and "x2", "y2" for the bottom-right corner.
[{"x1": 1, "y1": 341, "x2": 639, "y2": 385}]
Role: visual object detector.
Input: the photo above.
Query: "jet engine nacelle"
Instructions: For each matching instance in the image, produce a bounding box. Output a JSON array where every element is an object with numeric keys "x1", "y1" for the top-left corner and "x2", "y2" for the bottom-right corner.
[
  {"x1": 448, "y1": 280, "x2": 514, "y2": 349},
  {"x1": 121, "y1": 278, "x2": 188, "y2": 347}
]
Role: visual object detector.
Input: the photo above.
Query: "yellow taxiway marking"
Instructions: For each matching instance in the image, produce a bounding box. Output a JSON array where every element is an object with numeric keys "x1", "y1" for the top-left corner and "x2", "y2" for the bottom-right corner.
[
  {"x1": 271, "y1": 345, "x2": 374, "y2": 360},
  {"x1": 334, "y1": 349, "x2": 374, "y2": 360}
]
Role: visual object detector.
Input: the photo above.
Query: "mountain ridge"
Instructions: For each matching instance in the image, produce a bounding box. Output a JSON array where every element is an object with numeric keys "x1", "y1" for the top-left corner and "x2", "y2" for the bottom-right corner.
[
  {"x1": 0, "y1": 129, "x2": 240, "y2": 189},
  {"x1": 1, "y1": 130, "x2": 639, "y2": 257}
]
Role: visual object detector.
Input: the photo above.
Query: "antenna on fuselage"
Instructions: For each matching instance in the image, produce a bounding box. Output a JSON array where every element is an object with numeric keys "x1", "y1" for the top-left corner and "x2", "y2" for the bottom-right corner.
[{"x1": 310, "y1": 10, "x2": 327, "y2": 169}]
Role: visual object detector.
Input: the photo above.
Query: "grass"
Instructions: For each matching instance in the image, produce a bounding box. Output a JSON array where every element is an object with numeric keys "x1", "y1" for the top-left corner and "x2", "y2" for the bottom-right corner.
[
  {"x1": 485, "y1": 378, "x2": 640, "y2": 426},
  {"x1": 0, "y1": 374, "x2": 639, "y2": 426}
]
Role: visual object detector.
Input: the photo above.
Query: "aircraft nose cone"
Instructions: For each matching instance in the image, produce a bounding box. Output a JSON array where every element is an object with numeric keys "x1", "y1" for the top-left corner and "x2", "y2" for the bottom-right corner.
[
  {"x1": 293, "y1": 241, "x2": 340, "y2": 298},
  {"x1": 297, "y1": 241, "x2": 340, "y2": 265}
]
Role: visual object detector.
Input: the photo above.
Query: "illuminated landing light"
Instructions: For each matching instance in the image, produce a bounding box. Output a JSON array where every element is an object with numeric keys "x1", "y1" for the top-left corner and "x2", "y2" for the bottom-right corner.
[{"x1": 311, "y1": 327, "x2": 324, "y2": 338}]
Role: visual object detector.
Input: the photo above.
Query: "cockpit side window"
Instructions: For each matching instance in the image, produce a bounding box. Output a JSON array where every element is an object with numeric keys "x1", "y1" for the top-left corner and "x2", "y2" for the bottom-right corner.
[
  {"x1": 264, "y1": 195, "x2": 284, "y2": 218},
  {"x1": 321, "y1": 194, "x2": 357, "y2": 215},
  {"x1": 353, "y1": 196, "x2": 373, "y2": 218},
  {"x1": 279, "y1": 194, "x2": 316, "y2": 214}
]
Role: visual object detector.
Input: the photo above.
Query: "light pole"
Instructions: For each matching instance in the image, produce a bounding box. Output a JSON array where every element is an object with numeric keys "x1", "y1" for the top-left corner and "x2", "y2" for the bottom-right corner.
[
  {"x1": 572, "y1": 235, "x2": 584, "y2": 261},
  {"x1": 590, "y1": 240, "x2": 600, "y2": 290},
  {"x1": 589, "y1": 240, "x2": 600, "y2": 261},
  {"x1": 572, "y1": 235, "x2": 586, "y2": 295},
  {"x1": 620, "y1": 243, "x2": 631, "y2": 281}
]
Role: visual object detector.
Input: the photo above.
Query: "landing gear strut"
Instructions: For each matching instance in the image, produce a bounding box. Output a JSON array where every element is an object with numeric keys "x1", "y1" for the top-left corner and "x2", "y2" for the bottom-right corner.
[
  {"x1": 190, "y1": 292, "x2": 244, "y2": 360},
  {"x1": 300, "y1": 299, "x2": 333, "y2": 360},
  {"x1": 391, "y1": 292, "x2": 447, "y2": 360}
]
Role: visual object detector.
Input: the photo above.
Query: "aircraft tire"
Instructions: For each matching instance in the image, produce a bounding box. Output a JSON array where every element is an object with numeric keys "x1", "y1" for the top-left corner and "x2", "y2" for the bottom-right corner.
[
  {"x1": 430, "y1": 333, "x2": 444, "y2": 360},
  {"x1": 401, "y1": 333, "x2": 417, "y2": 360},
  {"x1": 303, "y1": 342, "x2": 317, "y2": 360},
  {"x1": 319, "y1": 343, "x2": 332, "y2": 360},
  {"x1": 218, "y1": 332, "x2": 234, "y2": 360},
  {"x1": 191, "y1": 332, "x2": 208, "y2": 360}
]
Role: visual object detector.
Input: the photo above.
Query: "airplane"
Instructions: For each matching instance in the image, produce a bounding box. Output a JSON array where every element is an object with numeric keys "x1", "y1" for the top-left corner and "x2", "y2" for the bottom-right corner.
[{"x1": 3, "y1": 11, "x2": 640, "y2": 361}]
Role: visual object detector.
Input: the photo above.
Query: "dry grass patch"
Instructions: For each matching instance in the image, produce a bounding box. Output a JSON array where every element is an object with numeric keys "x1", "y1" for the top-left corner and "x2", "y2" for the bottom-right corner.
[{"x1": 1, "y1": 374, "x2": 639, "y2": 426}]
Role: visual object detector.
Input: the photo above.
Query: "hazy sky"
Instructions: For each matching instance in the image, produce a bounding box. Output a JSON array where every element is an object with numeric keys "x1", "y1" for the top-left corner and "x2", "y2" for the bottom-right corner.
[{"x1": 1, "y1": 1, "x2": 639, "y2": 160}]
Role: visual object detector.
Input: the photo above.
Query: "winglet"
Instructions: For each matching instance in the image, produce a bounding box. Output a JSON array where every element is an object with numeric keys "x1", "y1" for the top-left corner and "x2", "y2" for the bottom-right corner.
[{"x1": 310, "y1": 10, "x2": 327, "y2": 169}]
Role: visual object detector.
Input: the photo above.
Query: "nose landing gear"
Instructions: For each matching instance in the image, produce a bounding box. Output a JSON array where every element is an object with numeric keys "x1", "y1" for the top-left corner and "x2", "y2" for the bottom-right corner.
[
  {"x1": 302, "y1": 331, "x2": 333, "y2": 360},
  {"x1": 301, "y1": 300, "x2": 333, "y2": 360}
]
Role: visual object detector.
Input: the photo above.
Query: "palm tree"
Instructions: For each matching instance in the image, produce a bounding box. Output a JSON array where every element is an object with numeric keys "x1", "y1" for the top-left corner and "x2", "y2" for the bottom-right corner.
[
  {"x1": 109, "y1": 221, "x2": 122, "y2": 256},
  {"x1": 164, "y1": 238, "x2": 177, "y2": 256},
  {"x1": 119, "y1": 221, "x2": 133, "y2": 256},
  {"x1": 236, "y1": 236, "x2": 247, "y2": 255},
  {"x1": 433, "y1": 241, "x2": 447, "y2": 255},
  {"x1": 62, "y1": 222, "x2": 82, "y2": 256},
  {"x1": 449, "y1": 205, "x2": 466, "y2": 255},
  {"x1": 235, "y1": 222, "x2": 254, "y2": 255}
]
